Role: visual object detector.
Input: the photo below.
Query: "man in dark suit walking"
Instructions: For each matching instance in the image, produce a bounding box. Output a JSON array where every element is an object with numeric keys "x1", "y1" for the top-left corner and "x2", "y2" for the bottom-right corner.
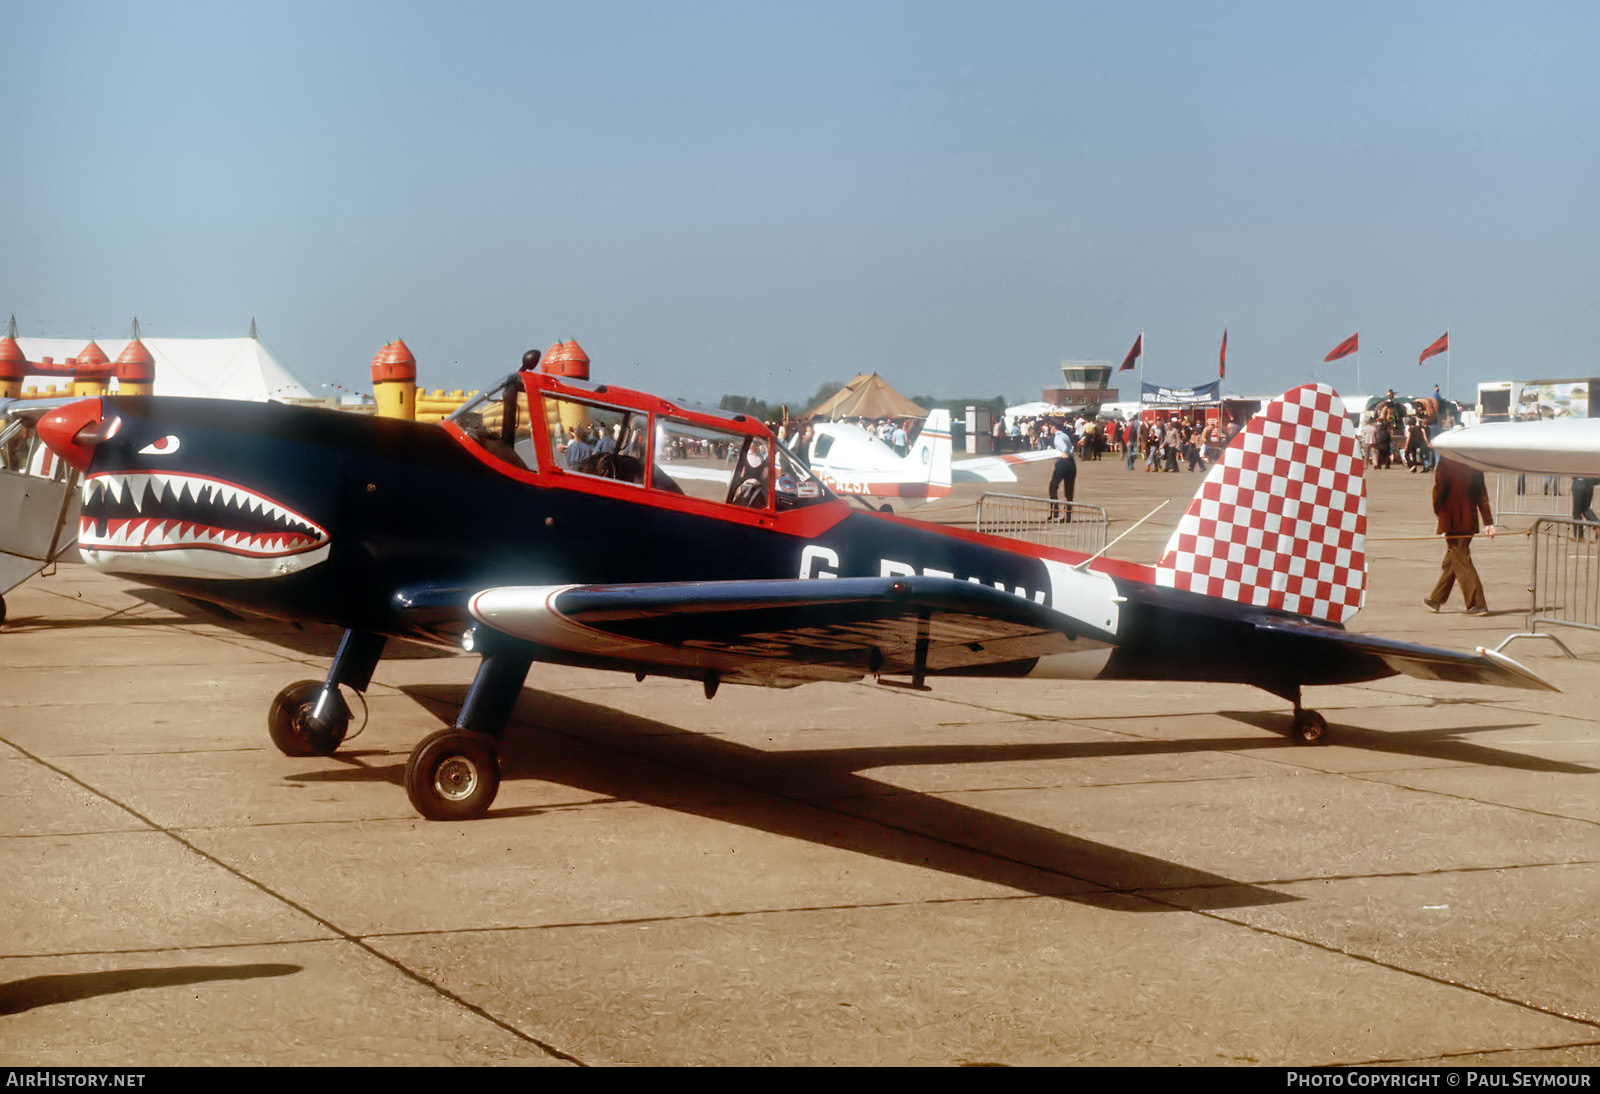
[{"x1": 1424, "y1": 457, "x2": 1496, "y2": 615}]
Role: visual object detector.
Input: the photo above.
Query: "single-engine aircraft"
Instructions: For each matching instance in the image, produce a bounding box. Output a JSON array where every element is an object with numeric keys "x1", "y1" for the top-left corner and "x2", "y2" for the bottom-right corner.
[
  {"x1": 36, "y1": 358, "x2": 1555, "y2": 820},
  {"x1": 802, "y1": 410, "x2": 956, "y2": 500},
  {"x1": 801, "y1": 411, "x2": 1056, "y2": 499}
]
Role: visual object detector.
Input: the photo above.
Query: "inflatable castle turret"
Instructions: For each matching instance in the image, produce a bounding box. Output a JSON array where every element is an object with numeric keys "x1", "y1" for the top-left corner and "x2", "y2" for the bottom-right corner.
[{"x1": 370, "y1": 339, "x2": 418, "y2": 419}]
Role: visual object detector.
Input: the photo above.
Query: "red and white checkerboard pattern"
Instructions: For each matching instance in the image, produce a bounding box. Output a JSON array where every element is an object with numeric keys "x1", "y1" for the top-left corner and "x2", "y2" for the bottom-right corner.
[{"x1": 1156, "y1": 383, "x2": 1367, "y2": 624}]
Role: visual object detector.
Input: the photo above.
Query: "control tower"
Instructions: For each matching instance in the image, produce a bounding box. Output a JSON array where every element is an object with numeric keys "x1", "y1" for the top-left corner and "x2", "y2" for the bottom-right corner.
[{"x1": 1044, "y1": 360, "x2": 1118, "y2": 411}]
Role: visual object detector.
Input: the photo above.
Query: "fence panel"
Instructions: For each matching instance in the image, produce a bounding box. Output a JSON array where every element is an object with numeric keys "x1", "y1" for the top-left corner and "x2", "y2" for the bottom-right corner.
[
  {"x1": 1491, "y1": 472, "x2": 1572, "y2": 519},
  {"x1": 975, "y1": 493, "x2": 1108, "y2": 554},
  {"x1": 1495, "y1": 516, "x2": 1600, "y2": 657}
]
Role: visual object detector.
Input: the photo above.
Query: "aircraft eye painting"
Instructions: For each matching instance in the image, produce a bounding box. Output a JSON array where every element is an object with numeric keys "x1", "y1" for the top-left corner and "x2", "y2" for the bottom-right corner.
[{"x1": 137, "y1": 434, "x2": 181, "y2": 455}]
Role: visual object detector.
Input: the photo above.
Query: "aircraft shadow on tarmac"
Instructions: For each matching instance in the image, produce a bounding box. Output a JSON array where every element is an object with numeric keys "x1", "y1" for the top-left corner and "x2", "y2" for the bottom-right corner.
[
  {"x1": 289, "y1": 679, "x2": 1596, "y2": 914},
  {"x1": 0, "y1": 963, "x2": 301, "y2": 1015},
  {"x1": 284, "y1": 685, "x2": 1326, "y2": 913},
  {"x1": 2, "y1": 588, "x2": 451, "y2": 660},
  {"x1": 123, "y1": 589, "x2": 455, "y2": 660},
  {"x1": 1221, "y1": 711, "x2": 1595, "y2": 774}
]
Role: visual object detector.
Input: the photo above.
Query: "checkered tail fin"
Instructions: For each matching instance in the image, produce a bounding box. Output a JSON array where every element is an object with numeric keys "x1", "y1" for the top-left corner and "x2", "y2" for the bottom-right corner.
[{"x1": 1155, "y1": 383, "x2": 1367, "y2": 624}]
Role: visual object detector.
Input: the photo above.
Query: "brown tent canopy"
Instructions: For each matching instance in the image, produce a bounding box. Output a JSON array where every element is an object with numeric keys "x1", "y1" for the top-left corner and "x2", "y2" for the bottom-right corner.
[{"x1": 802, "y1": 373, "x2": 926, "y2": 421}]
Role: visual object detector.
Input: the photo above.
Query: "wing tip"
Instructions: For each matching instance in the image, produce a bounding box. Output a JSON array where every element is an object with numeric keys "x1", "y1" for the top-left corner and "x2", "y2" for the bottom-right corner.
[{"x1": 1475, "y1": 645, "x2": 1562, "y2": 692}]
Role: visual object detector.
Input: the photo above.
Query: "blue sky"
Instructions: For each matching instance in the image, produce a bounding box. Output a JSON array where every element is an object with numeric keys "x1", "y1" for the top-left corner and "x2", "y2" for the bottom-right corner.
[{"x1": 4, "y1": 1, "x2": 1597, "y2": 406}]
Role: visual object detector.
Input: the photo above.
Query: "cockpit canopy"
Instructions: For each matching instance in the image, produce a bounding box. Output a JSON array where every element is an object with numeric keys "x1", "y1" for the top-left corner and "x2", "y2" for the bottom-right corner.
[{"x1": 449, "y1": 373, "x2": 834, "y2": 512}]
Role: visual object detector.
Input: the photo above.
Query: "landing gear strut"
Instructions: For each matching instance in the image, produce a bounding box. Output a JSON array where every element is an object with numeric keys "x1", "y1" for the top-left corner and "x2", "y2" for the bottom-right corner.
[
  {"x1": 402, "y1": 639, "x2": 533, "y2": 821},
  {"x1": 1291, "y1": 706, "x2": 1328, "y2": 745},
  {"x1": 1268, "y1": 682, "x2": 1330, "y2": 746},
  {"x1": 405, "y1": 729, "x2": 501, "y2": 821},
  {"x1": 267, "y1": 629, "x2": 385, "y2": 757},
  {"x1": 267, "y1": 626, "x2": 535, "y2": 820},
  {"x1": 268, "y1": 679, "x2": 350, "y2": 756}
]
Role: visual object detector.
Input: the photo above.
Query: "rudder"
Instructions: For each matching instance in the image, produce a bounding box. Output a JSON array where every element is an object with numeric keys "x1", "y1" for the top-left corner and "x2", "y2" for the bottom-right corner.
[
  {"x1": 911, "y1": 410, "x2": 953, "y2": 493},
  {"x1": 1155, "y1": 384, "x2": 1366, "y2": 624}
]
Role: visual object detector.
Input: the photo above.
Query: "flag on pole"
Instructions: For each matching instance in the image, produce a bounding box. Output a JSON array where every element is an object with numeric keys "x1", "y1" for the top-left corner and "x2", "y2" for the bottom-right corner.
[
  {"x1": 1119, "y1": 333, "x2": 1143, "y2": 372},
  {"x1": 1419, "y1": 331, "x2": 1448, "y2": 364},
  {"x1": 1323, "y1": 332, "x2": 1360, "y2": 362},
  {"x1": 1219, "y1": 327, "x2": 1227, "y2": 379}
]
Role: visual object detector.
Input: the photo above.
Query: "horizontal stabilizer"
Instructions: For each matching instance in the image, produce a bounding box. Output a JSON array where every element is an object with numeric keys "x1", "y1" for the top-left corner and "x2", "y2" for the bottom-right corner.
[{"x1": 1250, "y1": 617, "x2": 1559, "y2": 692}]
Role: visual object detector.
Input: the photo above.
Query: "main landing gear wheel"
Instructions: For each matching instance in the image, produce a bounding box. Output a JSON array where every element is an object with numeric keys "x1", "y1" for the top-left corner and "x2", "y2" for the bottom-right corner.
[
  {"x1": 405, "y1": 729, "x2": 501, "y2": 821},
  {"x1": 1293, "y1": 709, "x2": 1329, "y2": 745},
  {"x1": 268, "y1": 680, "x2": 351, "y2": 757}
]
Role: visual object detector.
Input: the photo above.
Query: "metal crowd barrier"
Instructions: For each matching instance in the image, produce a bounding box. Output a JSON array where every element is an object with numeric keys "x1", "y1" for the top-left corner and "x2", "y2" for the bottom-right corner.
[
  {"x1": 1495, "y1": 516, "x2": 1600, "y2": 658},
  {"x1": 1491, "y1": 472, "x2": 1572, "y2": 519},
  {"x1": 975, "y1": 493, "x2": 1108, "y2": 553}
]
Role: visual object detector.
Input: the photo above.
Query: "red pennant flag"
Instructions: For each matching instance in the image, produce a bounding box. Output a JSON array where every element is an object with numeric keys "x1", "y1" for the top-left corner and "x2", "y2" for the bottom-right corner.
[
  {"x1": 1219, "y1": 327, "x2": 1227, "y2": 379},
  {"x1": 1419, "y1": 332, "x2": 1448, "y2": 364},
  {"x1": 1119, "y1": 333, "x2": 1142, "y2": 372},
  {"x1": 1323, "y1": 332, "x2": 1359, "y2": 362}
]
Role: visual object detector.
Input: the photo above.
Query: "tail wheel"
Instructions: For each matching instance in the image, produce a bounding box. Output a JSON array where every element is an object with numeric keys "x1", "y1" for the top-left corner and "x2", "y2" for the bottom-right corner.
[
  {"x1": 1293, "y1": 709, "x2": 1329, "y2": 745},
  {"x1": 268, "y1": 680, "x2": 350, "y2": 757},
  {"x1": 405, "y1": 729, "x2": 501, "y2": 821}
]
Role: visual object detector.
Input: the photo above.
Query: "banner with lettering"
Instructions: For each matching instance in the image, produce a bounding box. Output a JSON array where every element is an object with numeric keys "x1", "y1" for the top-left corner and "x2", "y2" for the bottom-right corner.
[{"x1": 1141, "y1": 381, "x2": 1221, "y2": 405}]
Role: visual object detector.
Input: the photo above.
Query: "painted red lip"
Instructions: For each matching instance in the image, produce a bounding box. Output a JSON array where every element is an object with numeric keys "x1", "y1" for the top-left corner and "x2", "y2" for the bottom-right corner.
[{"x1": 37, "y1": 398, "x2": 116, "y2": 471}]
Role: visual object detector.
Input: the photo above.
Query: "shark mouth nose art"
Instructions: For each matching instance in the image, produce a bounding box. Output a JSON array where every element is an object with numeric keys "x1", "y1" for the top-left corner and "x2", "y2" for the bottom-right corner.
[{"x1": 78, "y1": 471, "x2": 331, "y2": 580}]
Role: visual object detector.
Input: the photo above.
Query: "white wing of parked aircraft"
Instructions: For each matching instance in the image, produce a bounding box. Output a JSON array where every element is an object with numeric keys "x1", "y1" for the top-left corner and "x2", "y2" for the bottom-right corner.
[{"x1": 1430, "y1": 419, "x2": 1600, "y2": 478}]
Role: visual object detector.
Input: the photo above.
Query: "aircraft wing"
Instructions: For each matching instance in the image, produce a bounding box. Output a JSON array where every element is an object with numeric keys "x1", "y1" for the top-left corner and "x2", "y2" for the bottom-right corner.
[
  {"x1": 464, "y1": 575, "x2": 1116, "y2": 688},
  {"x1": 1249, "y1": 617, "x2": 1558, "y2": 692},
  {"x1": 953, "y1": 449, "x2": 1058, "y2": 483},
  {"x1": 1430, "y1": 420, "x2": 1600, "y2": 479}
]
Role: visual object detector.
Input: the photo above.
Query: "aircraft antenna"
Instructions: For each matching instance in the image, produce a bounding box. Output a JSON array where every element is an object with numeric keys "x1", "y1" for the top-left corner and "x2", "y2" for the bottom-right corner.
[{"x1": 1073, "y1": 499, "x2": 1168, "y2": 571}]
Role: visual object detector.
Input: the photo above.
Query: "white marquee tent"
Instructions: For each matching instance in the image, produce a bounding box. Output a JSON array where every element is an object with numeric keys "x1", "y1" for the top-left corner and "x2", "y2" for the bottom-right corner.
[{"x1": 14, "y1": 335, "x2": 314, "y2": 401}]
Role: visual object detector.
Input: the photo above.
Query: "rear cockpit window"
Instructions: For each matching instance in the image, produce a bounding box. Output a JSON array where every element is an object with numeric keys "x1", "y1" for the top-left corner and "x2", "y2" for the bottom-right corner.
[{"x1": 547, "y1": 396, "x2": 647, "y2": 484}]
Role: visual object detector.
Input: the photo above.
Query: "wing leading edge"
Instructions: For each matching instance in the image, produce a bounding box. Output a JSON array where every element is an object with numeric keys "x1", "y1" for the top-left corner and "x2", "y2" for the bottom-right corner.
[{"x1": 467, "y1": 575, "x2": 1118, "y2": 688}]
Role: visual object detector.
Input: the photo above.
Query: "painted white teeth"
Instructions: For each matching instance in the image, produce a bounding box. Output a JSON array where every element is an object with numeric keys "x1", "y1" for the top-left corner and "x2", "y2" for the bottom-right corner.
[{"x1": 79, "y1": 472, "x2": 325, "y2": 557}]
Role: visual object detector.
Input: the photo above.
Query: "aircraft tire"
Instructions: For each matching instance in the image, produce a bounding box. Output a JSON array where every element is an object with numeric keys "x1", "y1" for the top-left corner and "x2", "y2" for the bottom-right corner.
[
  {"x1": 405, "y1": 729, "x2": 501, "y2": 821},
  {"x1": 0, "y1": 595, "x2": 7, "y2": 627},
  {"x1": 268, "y1": 680, "x2": 350, "y2": 757},
  {"x1": 1293, "y1": 709, "x2": 1329, "y2": 745}
]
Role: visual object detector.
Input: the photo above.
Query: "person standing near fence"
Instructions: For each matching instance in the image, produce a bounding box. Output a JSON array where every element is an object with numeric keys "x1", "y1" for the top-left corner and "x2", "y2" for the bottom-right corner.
[
  {"x1": 1048, "y1": 422, "x2": 1077, "y2": 521},
  {"x1": 1572, "y1": 477, "x2": 1597, "y2": 539},
  {"x1": 1424, "y1": 457, "x2": 1496, "y2": 616}
]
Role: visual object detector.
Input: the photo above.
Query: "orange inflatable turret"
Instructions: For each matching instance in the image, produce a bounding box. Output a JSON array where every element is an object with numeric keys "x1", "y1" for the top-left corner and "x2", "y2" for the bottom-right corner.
[
  {"x1": 72, "y1": 341, "x2": 113, "y2": 398},
  {"x1": 0, "y1": 335, "x2": 24, "y2": 399},
  {"x1": 114, "y1": 338, "x2": 156, "y2": 395},
  {"x1": 370, "y1": 339, "x2": 418, "y2": 419},
  {"x1": 541, "y1": 339, "x2": 590, "y2": 381}
]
